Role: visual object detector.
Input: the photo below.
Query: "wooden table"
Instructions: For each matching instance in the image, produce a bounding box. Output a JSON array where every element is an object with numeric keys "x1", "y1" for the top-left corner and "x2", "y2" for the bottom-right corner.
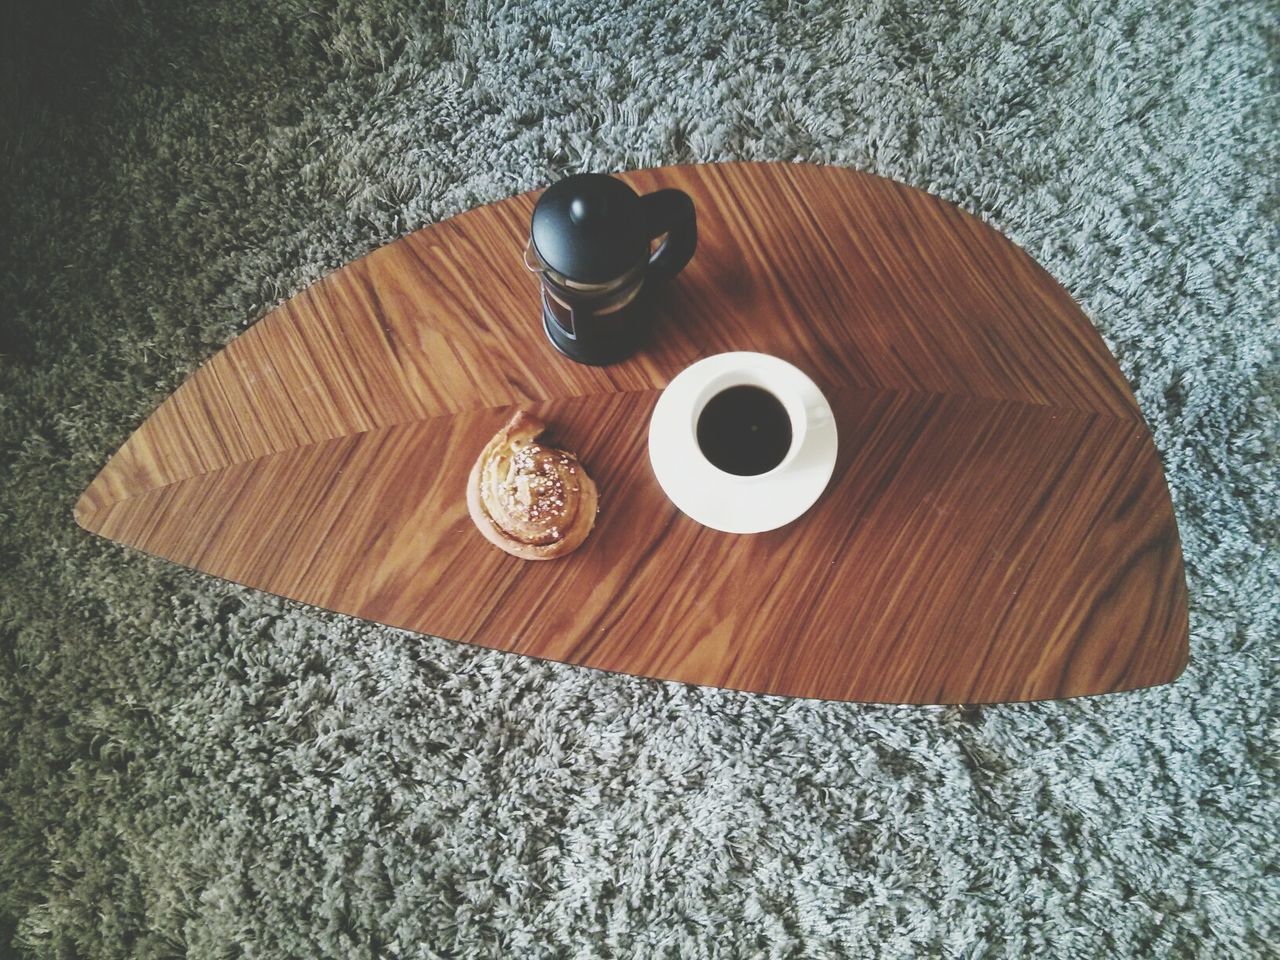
[{"x1": 75, "y1": 163, "x2": 1188, "y2": 703}]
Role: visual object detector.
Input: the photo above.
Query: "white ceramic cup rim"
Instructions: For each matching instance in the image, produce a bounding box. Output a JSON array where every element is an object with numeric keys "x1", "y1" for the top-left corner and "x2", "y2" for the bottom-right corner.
[{"x1": 688, "y1": 366, "x2": 811, "y2": 481}]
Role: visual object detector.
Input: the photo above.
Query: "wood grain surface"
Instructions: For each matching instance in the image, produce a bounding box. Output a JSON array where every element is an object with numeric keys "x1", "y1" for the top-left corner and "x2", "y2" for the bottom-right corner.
[{"x1": 75, "y1": 162, "x2": 1188, "y2": 703}]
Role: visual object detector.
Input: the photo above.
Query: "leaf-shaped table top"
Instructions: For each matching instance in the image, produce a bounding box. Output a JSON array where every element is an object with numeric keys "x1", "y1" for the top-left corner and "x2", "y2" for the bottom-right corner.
[{"x1": 76, "y1": 163, "x2": 1188, "y2": 703}]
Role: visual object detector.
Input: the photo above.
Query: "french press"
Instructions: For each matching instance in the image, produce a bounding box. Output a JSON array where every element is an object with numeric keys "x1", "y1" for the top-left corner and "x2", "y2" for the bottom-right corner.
[{"x1": 525, "y1": 173, "x2": 697, "y2": 365}]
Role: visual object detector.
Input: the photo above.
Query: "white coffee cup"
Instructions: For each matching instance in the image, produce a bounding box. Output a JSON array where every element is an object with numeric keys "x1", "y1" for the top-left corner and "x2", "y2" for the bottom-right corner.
[{"x1": 649, "y1": 352, "x2": 839, "y2": 533}]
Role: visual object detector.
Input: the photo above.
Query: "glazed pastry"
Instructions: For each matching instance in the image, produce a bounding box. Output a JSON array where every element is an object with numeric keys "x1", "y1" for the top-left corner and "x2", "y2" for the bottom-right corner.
[{"x1": 467, "y1": 411, "x2": 598, "y2": 560}]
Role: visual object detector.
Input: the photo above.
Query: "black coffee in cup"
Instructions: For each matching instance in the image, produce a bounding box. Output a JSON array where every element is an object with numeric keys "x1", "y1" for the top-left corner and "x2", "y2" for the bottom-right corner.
[{"x1": 696, "y1": 385, "x2": 792, "y2": 476}]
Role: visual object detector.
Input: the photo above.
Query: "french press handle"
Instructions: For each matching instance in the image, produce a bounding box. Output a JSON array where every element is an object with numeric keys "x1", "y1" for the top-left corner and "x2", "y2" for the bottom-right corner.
[{"x1": 640, "y1": 189, "x2": 697, "y2": 284}]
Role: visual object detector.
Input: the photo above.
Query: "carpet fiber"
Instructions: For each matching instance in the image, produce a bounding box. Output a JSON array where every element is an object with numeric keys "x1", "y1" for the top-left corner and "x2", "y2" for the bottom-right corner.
[{"x1": 1, "y1": 1, "x2": 1276, "y2": 957}]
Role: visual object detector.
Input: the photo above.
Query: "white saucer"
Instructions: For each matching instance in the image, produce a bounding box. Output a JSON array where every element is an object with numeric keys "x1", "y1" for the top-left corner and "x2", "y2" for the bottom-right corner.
[{"x1": 648, "y1": 353, "x2": 839, "y2": 534}]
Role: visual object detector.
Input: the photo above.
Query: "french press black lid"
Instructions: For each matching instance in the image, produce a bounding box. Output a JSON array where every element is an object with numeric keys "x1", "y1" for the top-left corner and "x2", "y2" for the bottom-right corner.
[{"x1": 530, "y1": 174, "x2": 651, "y2": 286}]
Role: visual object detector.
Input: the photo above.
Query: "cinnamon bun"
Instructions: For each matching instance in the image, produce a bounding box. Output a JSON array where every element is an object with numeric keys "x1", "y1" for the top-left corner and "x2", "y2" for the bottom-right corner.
[{"x1": 466, "y1": 411, "x2": 598, "y2": 560}]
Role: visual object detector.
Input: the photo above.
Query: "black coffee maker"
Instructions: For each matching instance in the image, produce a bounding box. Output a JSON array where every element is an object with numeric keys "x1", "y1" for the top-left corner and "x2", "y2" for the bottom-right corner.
[{"x1": 526, "y1": 173, "x2": 696, "y2": 365}]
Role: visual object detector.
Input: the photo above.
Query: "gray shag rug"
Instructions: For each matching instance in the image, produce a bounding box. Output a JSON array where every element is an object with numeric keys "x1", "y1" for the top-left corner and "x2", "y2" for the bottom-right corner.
[{"x1": 1, "y1": 1, "x2": 1276, "y2": 957}]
